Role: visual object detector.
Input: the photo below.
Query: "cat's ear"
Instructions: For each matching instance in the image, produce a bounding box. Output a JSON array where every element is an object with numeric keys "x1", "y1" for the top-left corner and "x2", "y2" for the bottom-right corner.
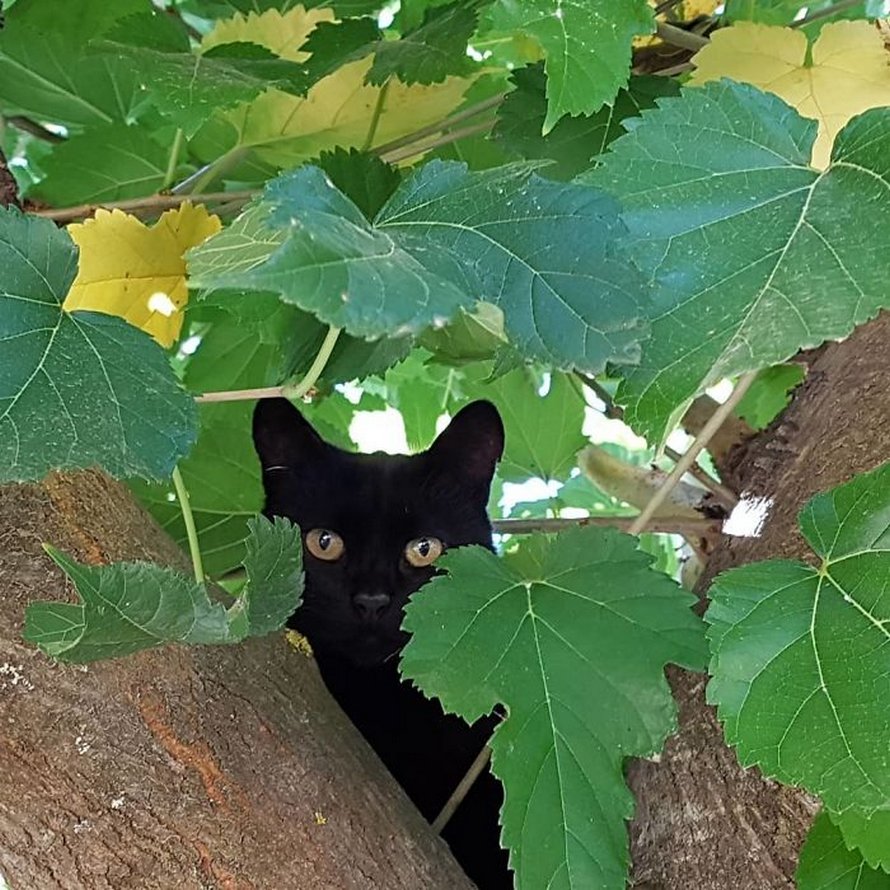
[
  {"x1": 252, "y1": 398, "x2": 327, "y2": 471},
  {"x1": 426, "y1": 400, "x2": 504, "y2": 484}
]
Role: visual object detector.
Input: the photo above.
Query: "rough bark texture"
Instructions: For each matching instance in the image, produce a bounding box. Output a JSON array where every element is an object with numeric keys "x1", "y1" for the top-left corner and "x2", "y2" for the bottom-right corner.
[
  {"x1": 629, "y1": 313, "x2": 890, "y2": 888},
  {"x1": 0, "y1": 471, "x2": 474, "y2": 890}
]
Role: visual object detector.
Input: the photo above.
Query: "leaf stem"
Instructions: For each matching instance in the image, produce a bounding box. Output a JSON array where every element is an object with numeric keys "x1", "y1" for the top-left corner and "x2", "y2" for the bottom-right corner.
[
  {"x1": 162, "y1": 128, "x2": 185, "y2": 191},
  {"x1": 172, "y1": 466, "x2": 205, "y2": 584},
  {"x1": 284, "y1": 326, "x2": 342, "y2": 399},
  {"x1": 363, "y1": 78, "x2": 391, "y2": 152},
  {"x1": 627, "y1": 372, "x2": 757, "y2": 536}
]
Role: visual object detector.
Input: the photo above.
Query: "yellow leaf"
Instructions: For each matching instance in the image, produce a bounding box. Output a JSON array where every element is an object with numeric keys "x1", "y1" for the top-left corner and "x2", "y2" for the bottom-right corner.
[
  {"x1": 690, "y1": 21, "x2": 890, "y2": 168},
  {"x1": 201, "y1": 6, "x2": 334, "y2": 63},
  {"x1": 64, "y1": 204, "x2": 221, "y2": 348},
  {"x1": 199, "y1": 56, "x2": 474, "y2": 170}
]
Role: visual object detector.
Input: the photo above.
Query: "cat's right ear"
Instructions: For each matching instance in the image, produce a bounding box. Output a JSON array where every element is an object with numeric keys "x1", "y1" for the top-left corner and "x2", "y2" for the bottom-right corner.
[{"x1": 252, "y1": 398, "x2": 326, "y2": 471}]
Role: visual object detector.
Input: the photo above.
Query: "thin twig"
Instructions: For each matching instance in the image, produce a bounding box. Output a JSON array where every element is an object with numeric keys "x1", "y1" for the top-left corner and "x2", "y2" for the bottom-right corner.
[
  {"x1": 6, "y1": 116, "x2": 65, "y2": 144},
  {"x1": 792, "y1": 0, "x2": 860, "y2": 27},
  {"x1": 493, "y1": 516, "x2": 717, "y2": 536},
  {"x1": 372, "y1": 94, "x2": 505, "y2": 158},
  {"x1": 432, "y1": 743, "x2": 493, "y2": 834},
  {"x1": 575, "y1": 372, "x2": 737, "y2": 508},
  {"x1": 627, "y1": 372, "x2": 758, "y2": 536},
  {"x1": 34, "y1": 189, "x2": 257, "y2": 222},
  {"x1": 162, "y1": 129, "x2": 184, "y2": 192},
  {"x1": 655, "y1": 0, "x2": 685, "y2": 14},
  {"x1": 380, "y1": 120, "x2": 496, "y2": 165},
  {"x1": 656, "y1": 21, "x2": 709, "y2": 51},
  {"x1": 196, "y1": 385, "x2": 288, "y2": 404}
]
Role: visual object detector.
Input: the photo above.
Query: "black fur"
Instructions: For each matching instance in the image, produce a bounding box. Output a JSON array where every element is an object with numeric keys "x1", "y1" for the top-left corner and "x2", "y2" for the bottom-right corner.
[{"x1": 253, "y1": 398, "x2": 511, "y2": 889}]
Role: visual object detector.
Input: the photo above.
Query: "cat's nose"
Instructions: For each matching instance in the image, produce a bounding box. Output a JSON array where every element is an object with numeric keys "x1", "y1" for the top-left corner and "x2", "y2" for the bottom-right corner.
[{"x1": 353, "y1": 592, "x2": 391, "y2": 620}]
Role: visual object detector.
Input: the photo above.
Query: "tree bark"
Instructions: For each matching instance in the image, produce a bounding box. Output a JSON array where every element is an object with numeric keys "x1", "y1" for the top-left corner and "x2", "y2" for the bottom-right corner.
[
  {"x1": 629, "y1": 313, "x2": 890, "y2": 888},
  {"x1": 0, "y1": 471, "x2": 474, "y2": 890}
]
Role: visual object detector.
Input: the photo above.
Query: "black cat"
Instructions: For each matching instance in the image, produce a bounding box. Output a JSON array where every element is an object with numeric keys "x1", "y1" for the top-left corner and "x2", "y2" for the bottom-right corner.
[{"x1": 252, "y1": 397, "x2": 512, "y2": 889}]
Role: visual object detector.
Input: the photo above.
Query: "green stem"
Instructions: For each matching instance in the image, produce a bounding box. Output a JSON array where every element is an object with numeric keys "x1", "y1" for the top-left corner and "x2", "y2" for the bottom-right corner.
[
  {"x1": 162, "y1": 128, "x2": 184, "y2": 191},
  {"x1": 172, "y1": 466, "x2": 205, "y2": 584},
  {"x1": 363, "y1": 78, "x2": 391, "y2": 152},
  {"x1": 284, "y1": 326, "x2": 343, "y2": 400}
]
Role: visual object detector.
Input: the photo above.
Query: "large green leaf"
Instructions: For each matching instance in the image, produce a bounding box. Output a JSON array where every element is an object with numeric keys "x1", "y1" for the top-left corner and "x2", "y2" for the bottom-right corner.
[
  {"x1": 707, "y1": 461, "x2": 890, "y2": 814},
  {"x1": 486, "y1": 0, "x2": 654, "y2": 131},
  {"x1": 25, "y1": 516, "x2": 302, "y2": 662},
  {"x1": 0, "y1": 210, "x2": 196, "y2": 482},
  {"x1": 33, "y1": 124, "x2": 173, "y2": 206},
  {"x1": 797, "y1": 812, "x2": 890, "y2": 890},
  {"x1": 401, "y1": 526, "x2": 707, "y2": 889},
  {"x1": 584, "y1": 82, "x2": 890, "y2": 444},
  {"x1": 494, "y1": 65, "x2": 679, "y2": 181},
  {"x1": 190, "y1": 162, "x2": 648, "y2": 371}
]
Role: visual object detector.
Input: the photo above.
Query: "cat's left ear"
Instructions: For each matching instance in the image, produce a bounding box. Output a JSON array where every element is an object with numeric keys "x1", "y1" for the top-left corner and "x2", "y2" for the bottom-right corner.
[
  {"x1": 426, "y1": 400, "x2": 504, "y2": 485},
  {"x1": 252, "y1": 397, "x2": 328, "y2": 472}
]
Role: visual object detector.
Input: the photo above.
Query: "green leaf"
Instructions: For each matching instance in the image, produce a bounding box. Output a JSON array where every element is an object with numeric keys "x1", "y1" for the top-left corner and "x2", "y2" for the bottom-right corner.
[
  {"x1": 487, "y1": 0, "x2": 654, "y2": 131},
  {"x1": 26, "y1": 547, "x2": 230, "y2": 662},
  {"x1": 466, "y1": 368, "x2": 588, "y2": 481},
  {"x1": 584, "y1": 82, "x2": 890, "y2": 444},
  {"x1": 830, "y1": 809, "x2": 890, "y2": 875},
  {"x1": 91, "y1": 41, "x2": 310, "y2": 133},
  {"x1": 313, "y1": 147, "x2": 403, "y2": 221},
  {"x1": 0, "y1": 27, "x2": 142, "y2": 128},
  {"x1": 797, "y1": 812, "x2": 890, "y2": 890},
  {"x1": 32, "y1": 124, "x2": 173, "y2": 206},
  {"x1": 130, "y1": 403, "x2": 264, "y2": 578},
  {"x1": 0, "y1": 209, "x2": 196, "y2": 483},
  {"x1": 25, "y1": 517, "x2": 303, "y2": 662},
  {"x1": 226, "y1": 515, "x2": 304, "y2": 639},
  {"x1": 419, "y1": 301, "x2": 507, "y2": 365},
  {"x1": 5, "y1": 0, "x2": 149, "y2": 45},
  {"x1": 707, "y1": 461, "x2": 890, "y2": 814},
  {"x1": 400, "y1": 527, "x2": 707, "y2": 889},
  {"x1": 733, "y1": 363, "x2": 805, "y2": 430},
  {"x1": 187, "y1": 185, "x2": 471, "y2": 340},
  {"x1": 494, "y1": 65, "x2": 679, "y2": 180},
  {"x1": 368, "y1": 0, "x2": 479, "y2": 85}
]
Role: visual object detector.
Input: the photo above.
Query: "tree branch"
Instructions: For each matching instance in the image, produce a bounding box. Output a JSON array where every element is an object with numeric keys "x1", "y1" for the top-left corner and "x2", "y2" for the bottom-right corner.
[
  {"x1": 6, "y1": 115, "x2": 65, "y2": 144},
  {"x1": 492, "y1": 516, "x2": 717, "y2": 536}
]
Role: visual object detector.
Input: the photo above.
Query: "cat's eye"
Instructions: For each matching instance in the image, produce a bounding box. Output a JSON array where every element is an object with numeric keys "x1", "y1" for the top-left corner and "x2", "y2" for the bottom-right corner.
[
  {"x1": 404, "y1": 536, "x2": 443, "y2": 567},
  {"x1": 305, "y1": 528, "x2": 345, "y2": 561}
]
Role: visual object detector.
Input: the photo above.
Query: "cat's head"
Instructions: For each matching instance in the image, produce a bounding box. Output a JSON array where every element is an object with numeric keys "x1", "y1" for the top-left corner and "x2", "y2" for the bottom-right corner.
[{"x1": 252, "y1": 398, "x2": 504, "y2": 668}]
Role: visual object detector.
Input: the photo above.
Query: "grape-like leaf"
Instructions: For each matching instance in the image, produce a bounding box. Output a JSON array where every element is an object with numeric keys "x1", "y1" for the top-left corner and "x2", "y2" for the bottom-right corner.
[
  {"x1": 0, "y1": 210, "x2": 196, "y2": 483},
  {"x1": 313, "y1": 147, "x2": 402, "y2": 221},
  {"x1": 33, "y1": 124, "x2": 174, "y2": 206},
  {"x1": 487, "y1": 0, "x2": 654, "y2": 131},
  {"x1": 25, "y1": 516, "x2": 303, "y2": 662},
  {"x1": 190, "y1": 162, "x2": 648, "y2": 371},
  {"x1": 584, "y1": 81, "x2": 890, "y2": 444},
  {"x1": 733, "y1": 363, "x2": 805, "y2": 430},
  {"x1": 707, "y1": 461, "x2": 890, "y2": 814},
  {"x1": 494, "y1": 64, "x2": 679, "y2": 180},
  {"x1": 401, "y1": 527, "x2": 707, "y2": 889},
  {"x1": 368, "y1": 0, "x2": 479, "y2": 85},
  {"x1": 796, "y1": 812, "x2": 890, "y2": 890}
]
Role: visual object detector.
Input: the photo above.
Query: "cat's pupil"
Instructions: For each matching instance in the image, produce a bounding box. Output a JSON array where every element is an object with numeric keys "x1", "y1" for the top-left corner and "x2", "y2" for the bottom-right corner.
[
  {"x1": 318, "y1": 531, "x2": 331, "y2": 550},
  {"x1": 417, "y1": 538, "x2": 430, "y2": 557}
]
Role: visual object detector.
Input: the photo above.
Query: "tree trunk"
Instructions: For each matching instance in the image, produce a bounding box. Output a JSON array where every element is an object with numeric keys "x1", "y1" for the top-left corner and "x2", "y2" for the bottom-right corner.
[
  {"x1": 0, "y1": 470, "x2": 474, "y2": 890},
  {"x1": 629, "y1": 313, "x2": 890, "y2": 888}
]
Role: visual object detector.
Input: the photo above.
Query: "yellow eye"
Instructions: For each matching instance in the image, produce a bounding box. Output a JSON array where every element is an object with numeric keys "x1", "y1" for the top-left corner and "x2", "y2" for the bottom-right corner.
[
  {"x1": 404, "y1": 536, "x2": 443, "y2": 567},
  {"x1": 305, "y1": 529, "x2": 345, "y2": 561}
]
